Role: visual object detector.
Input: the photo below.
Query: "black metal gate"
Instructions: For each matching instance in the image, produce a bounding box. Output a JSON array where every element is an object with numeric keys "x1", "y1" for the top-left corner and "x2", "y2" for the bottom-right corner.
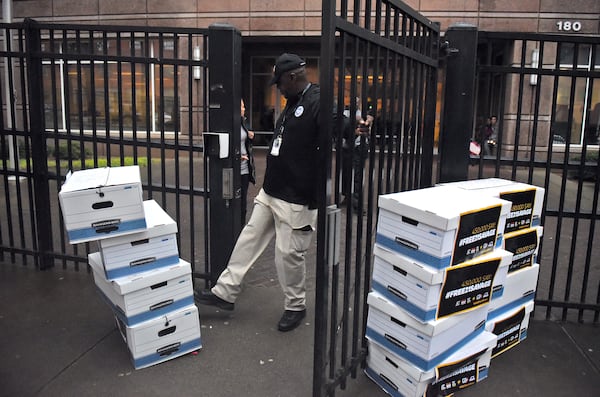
[
  {"x1": 442, "y1": 28, "x2": 600, "y2": 324},
  {"x1": 315, "y1": 1, "x2": 440, "y2": 395},
  {"x1": 0, "y1": 19, "x2": 242, "y2": 281}
]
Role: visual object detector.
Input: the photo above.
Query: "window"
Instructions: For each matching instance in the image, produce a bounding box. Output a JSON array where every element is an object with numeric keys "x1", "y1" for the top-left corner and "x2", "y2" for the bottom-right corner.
[
  {"x1": 554, "y1": 43, "x2": 600, "y2": 145},
  {"x1": 42, "y1": 38, "x2": 177, "y2": 135}
]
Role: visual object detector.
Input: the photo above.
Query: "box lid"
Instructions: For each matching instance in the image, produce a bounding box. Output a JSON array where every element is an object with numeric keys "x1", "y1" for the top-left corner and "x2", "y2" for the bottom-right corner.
[
  {"x1": 439, "y1": 178, "x2": 544, "y2": 196},
  {"x1": 60, "y1": 166, "x2": 141, "y2": 193},
  {"x1": 389, "y1": 330, "x2": 497, "y2": 382},
  {"x1": 487, "y1": 299, "x2": 534, "y2": 325},
  {"x1": 88, "y1": 252, "x2": 190, "y2": 294},
  {"x1": 99, "y1": 200, "x2": 178, "y2": 248},
  {"x1": 367, "y1": 291, "x2": 487, "y2": 337},
  {"x1": 438, "y1": 178, "x2": 545, "y2": 231},
  {"x1": 374, "y1": 243, "x2": 445, "y2": 284},
  {"x1": 378, "y1": 186, "x2": 512, "y2": 231}
]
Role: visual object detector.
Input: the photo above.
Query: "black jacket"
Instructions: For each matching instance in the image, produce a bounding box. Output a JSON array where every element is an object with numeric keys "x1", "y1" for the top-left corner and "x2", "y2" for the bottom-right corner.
[{"x1": 263, "y1": 84, "x2": 320, "y2": 208}]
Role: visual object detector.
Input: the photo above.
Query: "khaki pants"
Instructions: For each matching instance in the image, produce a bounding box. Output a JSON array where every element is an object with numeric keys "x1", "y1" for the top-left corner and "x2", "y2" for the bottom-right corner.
[{"x1": 212, "y1": 189, "x2": 317, "y2": 311}]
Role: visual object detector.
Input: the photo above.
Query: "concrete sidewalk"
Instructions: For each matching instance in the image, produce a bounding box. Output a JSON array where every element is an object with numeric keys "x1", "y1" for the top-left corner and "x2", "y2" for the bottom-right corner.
[{"x1": 1, "y1": 259, "x2": 599, "y2": 397}]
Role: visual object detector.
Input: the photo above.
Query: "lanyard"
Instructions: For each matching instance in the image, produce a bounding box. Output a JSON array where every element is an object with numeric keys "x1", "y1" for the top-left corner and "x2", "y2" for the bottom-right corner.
[{"x1": 277, "y1": 83, "x2": 311, "y2": 137}]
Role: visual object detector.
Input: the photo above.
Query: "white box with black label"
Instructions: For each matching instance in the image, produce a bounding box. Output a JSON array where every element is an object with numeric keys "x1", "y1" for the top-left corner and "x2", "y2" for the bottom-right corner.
[
  {"x1": 502, "y1": 226, "x2": 543, "y2": 273},
  {"x1": 365, "y1": 331, "x2": 496, "y2": 397},
  {"x1": 486, "y1": 300, "x2": 534, "y2": 359},
  {"x1": 488, "y1": 263, "x2": 539, "y2": 318},
  {"x1": 115, "y1": 304, "x2": 202, "y2": 370},
  {"x1": 98, "y1": 200, "x2": 179, "y2": 279},
  {"x1": 59, "y1": 166, "x2": 146, "y2": 244},
  {"x1": 372, "y1": 244, "x2": 512, "y2": 322},
  {"x1": 89, "y1": 252, "x2": 194, "y2": 327},
  {"x1": 437, "y1": 178, "x2": 545, "y2": 233},
  {"x1": 366, "y1": 291, "x2": 488, "y2": 371},
  {"x1": 377, "y1": 186, "x2": 511, "y2": 270}
]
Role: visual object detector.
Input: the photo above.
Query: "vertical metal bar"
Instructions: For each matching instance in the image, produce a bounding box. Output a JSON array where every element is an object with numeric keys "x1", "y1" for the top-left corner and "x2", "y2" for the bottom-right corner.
[
  {"x1": 130, "y1": 31, "x2": 139, "y2": 163},
  {"x1": 528, "y1": 41, "x2": 543, "y2": 183},
  {"x1": 420, "y1": 25, "x2": 439, "y2": 188},
  {"x1": 102, "y1": 30, "x2": 111, "y2": 166},
  {"x1": 89, "y1": 30, "x2": 99, "y2": 168},
  {"x1": 544, "y1": 41, "x2": 563, "y2": 319},
  {"x1": 144, "y1": 32, "x2": 153, "y2": 199},
  {"x1": 24, "y1": 18, "x2": 53, "y2": 269},
  {"x1": 158, "y1": 32, "x2": 167, "y2": 205},
  {"x1": 10, "y1": 25, "x2": 25, "y2": 264},
  {"x1": 579, "y1": 45, "x2": 599, "y2": 323},
  {"x1": 510, "y1": 40, "x2": 527, "y2": 180},
  {"x1": 186, "y1": 33, "x2": 196, "y2": 275},
  {"x1": 316, "y1": 1, "x2": 337, "y2": 394},
  {"x1": 1, "y1": 24, "x2": 16, "y2": 263},
  {"x1": 116, "y1": 31, "x2": 125, "y2": 163}
]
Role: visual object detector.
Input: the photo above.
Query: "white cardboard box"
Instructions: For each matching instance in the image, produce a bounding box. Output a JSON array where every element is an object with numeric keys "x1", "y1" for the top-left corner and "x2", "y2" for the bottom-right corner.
[
  {"x1": 115, "y1": 304, "x2": 202, "y2": 370},
  {"x1": 377, "y1": 186, "x2": 511, "y2": 270},
  {"x1": 89, "y1": 252, "x2": 194, "y2": 326},
  {"x1": 59, "y1": 166, "x2": 146, "y2": 244},
  {"x1": 98, "y1": 200, "x2": 179, "y2": 279},
  {"x1": 502, "y1": 226, "x2": 543, "y2": 273},
  {"x1": 366, "y1": 291, "x2": 487, "y2": 371},
  {"x1": 437, "y1": 178, "x2": 545, "y2": 233},
  {"x1": 371, "y1": 244, "x2": 512, "y2": 322},
  {"x1": 488, "y1": 263, "x2": 539, "y2": 318},
  {"x1": 486, "y1": 300, "x2": 534, "y2": 358},
  {"x1": 365, "y1": 331, "x2": 496, "y2": 397}
]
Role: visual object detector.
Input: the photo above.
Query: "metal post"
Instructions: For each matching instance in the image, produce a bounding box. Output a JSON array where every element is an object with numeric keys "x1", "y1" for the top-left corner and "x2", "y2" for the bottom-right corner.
[
  {"x1": 24, "y1": 18, "x2": 53, "y2": 269},
  {"x1": 315, "y1": 0, "x2": 337, "y2": 394},
  {"x1": 205, "y1": 23, "x2": 242, "y2": 285},
  {"x1": 439, "y1": 23, "x2": 478, "y2": 182},
  {"x1": 3, "y1": 0, "x2": 16, "y2": 179}
]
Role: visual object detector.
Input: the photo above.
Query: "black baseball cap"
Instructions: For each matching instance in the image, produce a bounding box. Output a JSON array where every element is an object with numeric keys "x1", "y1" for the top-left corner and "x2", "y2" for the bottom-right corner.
[{"x1": 269, "y1": 53, "x2": 306, "y2": 85}]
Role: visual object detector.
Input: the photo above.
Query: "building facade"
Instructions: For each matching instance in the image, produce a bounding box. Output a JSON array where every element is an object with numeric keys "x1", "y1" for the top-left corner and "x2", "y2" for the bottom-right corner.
[{"x1": 7, "y1": 0, "x2": 600, "y2": 147}]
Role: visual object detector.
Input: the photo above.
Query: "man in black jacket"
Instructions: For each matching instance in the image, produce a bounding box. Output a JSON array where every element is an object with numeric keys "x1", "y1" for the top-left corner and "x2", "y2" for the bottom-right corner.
[{"x1": 195, "y1": 53, "x2": 320, "y2": 332}]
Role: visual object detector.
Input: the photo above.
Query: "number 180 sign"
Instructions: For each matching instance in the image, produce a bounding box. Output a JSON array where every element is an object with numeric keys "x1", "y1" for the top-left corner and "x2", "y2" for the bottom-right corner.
[{"x1": 556, "y1": 21, "x2": 582, "y2": 32}]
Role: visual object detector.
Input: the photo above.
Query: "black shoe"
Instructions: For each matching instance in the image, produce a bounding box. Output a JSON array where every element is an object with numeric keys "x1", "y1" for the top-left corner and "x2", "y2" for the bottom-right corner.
[
  {"x1": 194, "y1": 289, "x2": 234, "y2": 311},
  {"x1": 277, "y1": 309, "x2": 306, "y2": 332}
]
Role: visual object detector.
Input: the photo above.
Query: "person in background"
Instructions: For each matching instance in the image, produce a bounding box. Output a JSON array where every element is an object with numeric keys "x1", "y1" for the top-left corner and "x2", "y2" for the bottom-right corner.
[
  {"x1": 240, "y1": 98, "x2": 256, "y2": 224},
  {"x1": 479, "y1": 115, "x2": 498, "y2": 156},
  {"x1": 339, "y1": 98, "x2": 372, "y2": 213},
  {"x1": 350, "y1": 100, "x2": 373, "y2": 212},
  {"x1": 195, "y1": 53, "x2": 321, "y2": 333}
]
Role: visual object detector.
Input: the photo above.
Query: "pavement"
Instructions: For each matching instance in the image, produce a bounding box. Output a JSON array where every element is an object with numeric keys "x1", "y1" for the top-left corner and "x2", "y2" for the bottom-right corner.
[{"x1": 1, "y1": 251, "x2": 599, "y2": 397}]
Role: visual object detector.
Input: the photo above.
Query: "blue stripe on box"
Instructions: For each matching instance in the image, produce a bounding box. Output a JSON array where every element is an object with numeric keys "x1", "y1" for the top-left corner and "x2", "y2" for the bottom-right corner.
[
  {"x1": 495, "y1": 235, "x2": 503, "y2": 248},
  {"x1": 104, "y1": 255, "x2": 180, "y2": 279},
  {"x1": 94, "y1": 286, "x2": 195, "y2": 327},
  {"x1": 68, "y1": 218, "x2": 147, "y2": 243},
  {"x1": 133, "y1": 337, "x2": 202, "y2": 369},
  {"x1": 372, "y1": 280, "x2": 437, "y2": 322},
  {"x1": 479, "y1": 366, "x2": 489, "y2": 380},
  {"x1": 364, "y1": 367, "x2": 404, "y2": 397},
  {"x1": 366, "y1": 323, "x2": 485, "y2": 372},
  {"x1": 375, "y1": 233, "x2": 451, "y2": 270},
  {"x1": 492, "y1": 285, "x2": 504, "y2": 300}
]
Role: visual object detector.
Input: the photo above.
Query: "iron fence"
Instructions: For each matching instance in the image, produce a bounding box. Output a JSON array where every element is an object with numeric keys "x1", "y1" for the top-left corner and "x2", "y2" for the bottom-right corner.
[
  {"x1": 316, "y1": 1, "x2": 440, "y2": 395},
  {"x1": 469, "y1": 31, "x2": 600, "y2": 323},
  {"x1": 0, "y1": 19, "x2": 231, "y2": 281}
]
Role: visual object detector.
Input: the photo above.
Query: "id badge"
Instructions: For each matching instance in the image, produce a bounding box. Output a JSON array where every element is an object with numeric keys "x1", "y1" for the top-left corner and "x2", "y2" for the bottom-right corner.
[{"x1": 271, "y1": 136, "x2": 282, "y2": 156}]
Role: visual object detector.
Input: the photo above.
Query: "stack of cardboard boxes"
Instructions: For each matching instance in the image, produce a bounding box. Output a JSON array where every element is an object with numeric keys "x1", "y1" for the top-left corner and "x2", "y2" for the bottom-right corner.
[
  {"x1": 59, "y1": 166, "x2": 202, "y2": 370},
  {"x1": 365, "y1": 185, "x2": 514, "y2": 396},
  {"x1": 438, "y1": 178, "x2": 544, "y2": 360}
]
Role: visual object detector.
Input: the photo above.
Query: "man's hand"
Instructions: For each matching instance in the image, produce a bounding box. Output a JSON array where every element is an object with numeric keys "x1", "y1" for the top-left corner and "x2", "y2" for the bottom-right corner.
[{"x1": 355, "y1": 117, "x2": 372, "y2": 136}]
